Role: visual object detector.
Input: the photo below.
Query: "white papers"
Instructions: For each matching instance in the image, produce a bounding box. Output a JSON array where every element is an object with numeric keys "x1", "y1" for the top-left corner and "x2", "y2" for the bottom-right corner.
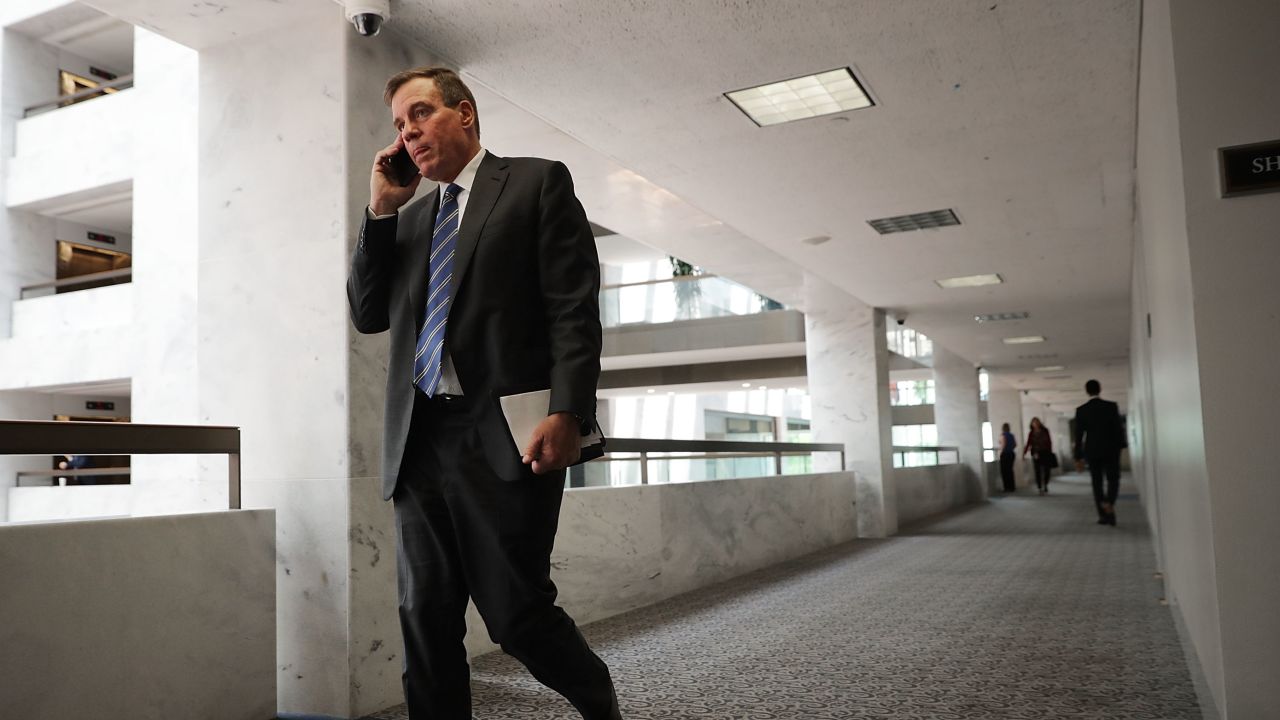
[{"x1": 498, "y1": 389, "x2": 602, "y2": 453}]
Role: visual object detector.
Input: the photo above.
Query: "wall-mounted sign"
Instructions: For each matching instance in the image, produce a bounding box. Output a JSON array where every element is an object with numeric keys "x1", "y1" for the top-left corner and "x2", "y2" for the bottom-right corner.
[
  {"x1": 86, "y1": 401, "x2": 115, "y2": 411},
  {"x1": 89, "y1": 67, "x2": 117, "y2": 81},
  {"x1": 1220, "y1": 139, "x2": 1280, "y2": 198},
  {"x1": 87, "y1": 231, "x2": 116, "y2": 245}
]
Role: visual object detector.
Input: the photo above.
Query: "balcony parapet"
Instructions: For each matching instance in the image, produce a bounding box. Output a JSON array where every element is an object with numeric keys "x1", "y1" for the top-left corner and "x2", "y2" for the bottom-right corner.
[
  {"x1": 6, "y1": 87, "x2": 135, "y2": 210},
  {"x1": 10, "y1": 281, "x2": 132, "y2": 339}
]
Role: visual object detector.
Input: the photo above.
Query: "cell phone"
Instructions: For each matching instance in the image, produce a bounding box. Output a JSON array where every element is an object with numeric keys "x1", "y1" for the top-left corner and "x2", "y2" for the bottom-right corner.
[{"x1": 387, "y1": 146, "x2": 420, "y2": 187}]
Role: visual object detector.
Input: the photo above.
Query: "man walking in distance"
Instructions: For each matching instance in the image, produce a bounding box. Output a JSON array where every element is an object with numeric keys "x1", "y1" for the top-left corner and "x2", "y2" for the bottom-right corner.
[
  {"x1": 347, "y1": 66, "x2": 621, "y2": 720},
  {"x1": 1073, "y1": 379, "x2": 1127, "y2": 526}
]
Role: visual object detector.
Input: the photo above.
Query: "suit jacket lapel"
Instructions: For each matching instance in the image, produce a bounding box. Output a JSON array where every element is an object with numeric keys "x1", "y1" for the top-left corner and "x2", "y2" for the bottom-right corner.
[
  {"x1": 451, "y1": 153, "x2": 509, "y2": 300},
  {"x1": 407, "y1": 187, "x2": 440, "y2": 328}
]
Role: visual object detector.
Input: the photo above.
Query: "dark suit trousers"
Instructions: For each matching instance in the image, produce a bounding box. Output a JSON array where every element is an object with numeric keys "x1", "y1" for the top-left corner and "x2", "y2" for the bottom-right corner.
[
  {"x1": 392, "y1": 391, "x2": 619, "y2": 720},
  {"x1": 999, "y1": 453, "x2": 1016, "y2": 492},
  {"x1": 1088, "y1": 451, "x2": 1121, "y2": 519}
]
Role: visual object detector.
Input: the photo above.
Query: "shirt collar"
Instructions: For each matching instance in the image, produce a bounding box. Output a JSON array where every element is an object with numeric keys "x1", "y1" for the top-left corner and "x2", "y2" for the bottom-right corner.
[{"x1": 440, "y1": 147, "x2": 486, "y2": 197}]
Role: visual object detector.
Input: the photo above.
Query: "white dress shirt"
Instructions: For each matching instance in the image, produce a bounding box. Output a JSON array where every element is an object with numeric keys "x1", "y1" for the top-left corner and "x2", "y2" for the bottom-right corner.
[{"x1": 370, "y1": 147, "x2": 488, "y2": 395}]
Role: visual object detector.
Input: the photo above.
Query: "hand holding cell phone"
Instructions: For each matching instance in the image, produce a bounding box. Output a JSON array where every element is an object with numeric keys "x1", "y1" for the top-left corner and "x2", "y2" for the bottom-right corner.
[{"x1": 370, "y1": 138, "x2": 422, "y2": 215}]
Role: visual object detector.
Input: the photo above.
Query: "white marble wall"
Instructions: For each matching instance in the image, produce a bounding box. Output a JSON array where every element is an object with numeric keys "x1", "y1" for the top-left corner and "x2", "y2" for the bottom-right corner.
[
  {"x1": 804, "y1": 300, "x2": 895, "y2": 537},
  {"x1": 932, "y1": 344, "x2": 985, "y2": 497},
  {"x1": 987, "y1": 384, "x2": 1027, "y2": 488},
  {"x1": 128, "y1": 28, "x2": 207, "y2": 515},
  {"x1": 8, "y1": 485, "x2": 132, "y2": 522},
  {"x1": 458, "y1": 471, "x2": 858, "y2": 658},
  {"x1": 894, "y1": 464, "x2": 983, "y2": 527},
  {"x1": 0, "y1": 509, "x2": 275, "y2": 719}
]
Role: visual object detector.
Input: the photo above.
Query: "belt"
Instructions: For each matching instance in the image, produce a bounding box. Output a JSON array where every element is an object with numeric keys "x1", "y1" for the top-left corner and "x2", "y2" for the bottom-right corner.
[{"x1": 416, "y1": 389, "x2": 470, "y2": 411}]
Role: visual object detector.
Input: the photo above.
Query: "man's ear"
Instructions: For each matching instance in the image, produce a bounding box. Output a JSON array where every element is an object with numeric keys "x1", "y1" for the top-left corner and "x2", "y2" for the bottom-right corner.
[{"x1": 458, "y1": 100, "x2": 476, "y2": 130}]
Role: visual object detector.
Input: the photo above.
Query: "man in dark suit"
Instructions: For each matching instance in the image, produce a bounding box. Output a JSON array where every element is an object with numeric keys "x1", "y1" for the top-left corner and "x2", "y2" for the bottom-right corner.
[
  {"x1": 1073, "y1": 379, "x2": 1126, "y2": 526},
  {"x1": 347, "y1": 66, "x2": 620, "y2": 720}
]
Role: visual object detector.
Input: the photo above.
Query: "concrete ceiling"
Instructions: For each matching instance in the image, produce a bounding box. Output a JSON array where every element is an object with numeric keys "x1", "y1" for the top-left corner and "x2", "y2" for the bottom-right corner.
[
  {"x1": 72, "y1": 0, "x2": 1140, "y2": 414},
  {"x1": 385, "y1": 0, "x2": 1139, "y2": 413},
  {"x1": 12, "y1": 5, "x2": 135, "y2": 74}
]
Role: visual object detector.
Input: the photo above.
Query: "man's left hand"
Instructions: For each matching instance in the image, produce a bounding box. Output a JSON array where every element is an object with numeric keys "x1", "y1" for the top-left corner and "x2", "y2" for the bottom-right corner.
[{"x1": 522, "y1": 412, "x2": 582, "y2": 475}]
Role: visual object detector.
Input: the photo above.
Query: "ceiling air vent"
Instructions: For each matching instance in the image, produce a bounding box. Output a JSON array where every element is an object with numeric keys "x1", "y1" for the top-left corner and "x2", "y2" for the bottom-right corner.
[
  {"x1": 975, "y1": 311, "x2": 1030, "y2": 323},
  {"x1": 868, "y1": 209, "x2": 960, "y2": 234}
]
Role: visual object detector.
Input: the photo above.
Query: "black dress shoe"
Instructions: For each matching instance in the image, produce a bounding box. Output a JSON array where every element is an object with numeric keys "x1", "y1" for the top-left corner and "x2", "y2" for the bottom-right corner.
[
  {"x1": 1107, "y1": 515, "x2": 1117, "y2": 526},
  {"x1": 1097, "y1": 518, "x2": 1109, "y2": 525}
]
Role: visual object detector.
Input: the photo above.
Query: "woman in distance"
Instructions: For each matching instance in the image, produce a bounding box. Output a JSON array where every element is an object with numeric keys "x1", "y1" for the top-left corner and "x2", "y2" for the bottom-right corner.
[{"x1": 1023, "y1": 417, "x2": 1054, "y2": 495}]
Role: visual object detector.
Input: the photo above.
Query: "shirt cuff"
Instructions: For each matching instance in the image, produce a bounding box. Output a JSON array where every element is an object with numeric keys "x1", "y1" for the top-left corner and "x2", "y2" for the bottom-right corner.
[{"x1": 366, "y1": 206, "x2": 397, "y2": 220}]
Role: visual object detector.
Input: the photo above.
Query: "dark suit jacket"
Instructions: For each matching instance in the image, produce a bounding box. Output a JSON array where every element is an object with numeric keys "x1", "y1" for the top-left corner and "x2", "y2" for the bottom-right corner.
[
  {"x1": 1073, "y1": 397, "x2": 1126, "y2": 460},
  {"x1": 347, "y1": 153, "x2": 602, "y2": 499}
]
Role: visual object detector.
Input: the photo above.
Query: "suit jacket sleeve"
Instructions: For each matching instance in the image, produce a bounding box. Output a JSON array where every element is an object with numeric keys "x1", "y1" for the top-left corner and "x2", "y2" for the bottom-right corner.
[
  {"x1": 1073, "y1": 407, "x2": 1086, "y2": 459},
  {"x1": 536, "y1": 161, "x2": 602, "y2": 426},
  {"x1": 347, "y1": 212, "x2": 398, "y2": 334}
]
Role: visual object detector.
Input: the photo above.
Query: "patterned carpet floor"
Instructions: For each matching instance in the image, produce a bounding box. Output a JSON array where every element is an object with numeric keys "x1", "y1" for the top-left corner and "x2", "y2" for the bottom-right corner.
[{"x1": 363, "y1": 473, "x2": 1202, "y2": 719}]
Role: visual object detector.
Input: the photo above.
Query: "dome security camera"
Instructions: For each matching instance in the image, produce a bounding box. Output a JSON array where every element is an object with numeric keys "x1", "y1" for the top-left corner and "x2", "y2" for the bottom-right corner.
[{"x1": 345, "y1": 0, "x2": 389, "y2": 36}]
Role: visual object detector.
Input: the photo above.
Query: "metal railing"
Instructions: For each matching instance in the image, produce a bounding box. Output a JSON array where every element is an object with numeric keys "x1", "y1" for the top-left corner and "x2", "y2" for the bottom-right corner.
[
  {"x1": 18, "y1": 268, "x2": 133, "y2": 299},
  {"x1": 892, "y1": 445, "x2": 960, "y2": 469},
  {"x1": 0, "y1": 420, "x2": 242, "y2": 509},
  {"x1": 17, "y1": 467, "x2": 132, "y2": 487},
  {"x1": 23, "y1": 74, "x2": 135, "y2": 117},
  {"x1": 588, "y1": 438, "x2": 845, "y2": 485}
]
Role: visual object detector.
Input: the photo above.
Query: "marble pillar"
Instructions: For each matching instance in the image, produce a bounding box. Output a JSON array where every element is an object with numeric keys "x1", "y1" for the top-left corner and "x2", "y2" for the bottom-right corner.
[
  {"x1": 128, "y1": 28, "x2": 205, "y2": 514},
  {"x1": 987, "y1": 384, "x2": 1026, "y2": 488},
  {"x1": 933, "y1": 344, "x2": 985, "y2": 497},
  {"x1": 804, "y1": 302, "x2": 895, "y2": 537},
  {"x1": 193, "y1": 7, "x2": 351, "y2": 715}
]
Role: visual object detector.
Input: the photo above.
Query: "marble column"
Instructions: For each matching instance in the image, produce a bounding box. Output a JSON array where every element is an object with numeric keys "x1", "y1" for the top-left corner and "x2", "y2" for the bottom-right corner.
[
  {"x1": 987, "y1": 383, "x2": 1026, "y2": 488},
  {"x1": 804, "y1": 302, "x2": 895, "y2": 537},
  {"x1": 128, "y1": 28, "x2": 205, "y2": 514},
  {"x1": 933, "y1": 344, "x2": 985, "y2": 498},
  {"x1": 182, "y1": 6, "x2": 427, "y2": 716}
]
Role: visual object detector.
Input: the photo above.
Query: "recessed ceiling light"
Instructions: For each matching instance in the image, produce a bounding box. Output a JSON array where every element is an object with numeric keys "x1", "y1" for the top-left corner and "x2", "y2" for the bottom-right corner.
[
  {"x1": 937, "y1": 273, "x2": 1003, "y2": 289},
  {"x1": 667, "y1": 391, "x2": 675, "y2": 396},
  {"x1": 801, "y1": 235, "x2": 831, "y2": 246},
  {"x1": 758, "y1": 385, "x2": 767, "y2": 390},
  {"x1": 1019, "y1": 353, "x2": 1058, "y2": 360},
  {"x1": 975, "y1": 311, "x2": 1030, "y2": 323},
  {"x1": 725, "y1": 67, "x2": 874, "y2": 127},
  {"x1": 1034, "y1": 365, "x2": 1066, "y2": 372},
  {"x1": 1003, "y1": 336, "x2": 1046, "y2": 345},
  {"x1": 869, "y1": 209, "x2": 961, "y2": 234},
  {"x1": 741, "y1": 382, "x2": 752, "y2": 388},
  {"x1": 646, "y1": 388, "x2": 655, "y2": 394}
]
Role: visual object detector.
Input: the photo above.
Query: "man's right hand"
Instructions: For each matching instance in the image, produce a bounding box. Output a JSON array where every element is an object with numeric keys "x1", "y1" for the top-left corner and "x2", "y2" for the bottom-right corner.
[{"x1": 369, "y1": 138, "x2": 422, "y2": 216}]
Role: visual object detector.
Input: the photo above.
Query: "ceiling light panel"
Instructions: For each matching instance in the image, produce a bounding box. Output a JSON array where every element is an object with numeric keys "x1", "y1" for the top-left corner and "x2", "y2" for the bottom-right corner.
[
  {"x1": 869, "y1": 209, "x2": 961, "y2": 234},
  {"x1": 975, "y1": 311, "x2": 1030, "y2": 323},
  {"x1": 936, "y1": 273, "x2": 1003, "y2": 289},
  {"x1": 726, "y1": 67, "x2": 874, "y2": 127},
  {"x1": 1003, "y1": 335, "x2": 1046, "y2": 345},
  {"x1": 1034, "y1": 365, "x2": 1066, "y2": 372}
]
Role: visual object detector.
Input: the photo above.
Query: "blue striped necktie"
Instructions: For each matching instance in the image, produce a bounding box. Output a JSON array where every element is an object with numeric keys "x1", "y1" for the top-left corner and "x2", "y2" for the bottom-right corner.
[{"x1": 414, "y1": 183, "x2": 462, "y2": 396}]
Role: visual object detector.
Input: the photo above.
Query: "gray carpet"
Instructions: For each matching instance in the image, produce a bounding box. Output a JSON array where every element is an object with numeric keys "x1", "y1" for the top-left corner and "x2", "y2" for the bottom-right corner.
[{"x1": 364, "y1": 473, "x2": 1202, "y2": 719}]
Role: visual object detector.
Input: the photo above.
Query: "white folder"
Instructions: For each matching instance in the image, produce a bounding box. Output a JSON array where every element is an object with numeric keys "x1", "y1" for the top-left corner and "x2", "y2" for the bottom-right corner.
[{"x1": 498, "y1": 389, "x2": 603, "y2": 455}]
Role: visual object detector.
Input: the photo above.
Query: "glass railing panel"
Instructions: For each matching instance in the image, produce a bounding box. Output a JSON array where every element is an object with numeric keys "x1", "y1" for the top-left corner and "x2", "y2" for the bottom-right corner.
[{"x1": 599, "y1": 275, "x2": 785, "y2": 328}]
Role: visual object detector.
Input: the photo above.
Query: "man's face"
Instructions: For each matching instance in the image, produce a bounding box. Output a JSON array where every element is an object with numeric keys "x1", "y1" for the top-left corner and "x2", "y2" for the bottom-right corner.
[{"x1": 391, "y1": 77, "x2": 477, "y2": 182}]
